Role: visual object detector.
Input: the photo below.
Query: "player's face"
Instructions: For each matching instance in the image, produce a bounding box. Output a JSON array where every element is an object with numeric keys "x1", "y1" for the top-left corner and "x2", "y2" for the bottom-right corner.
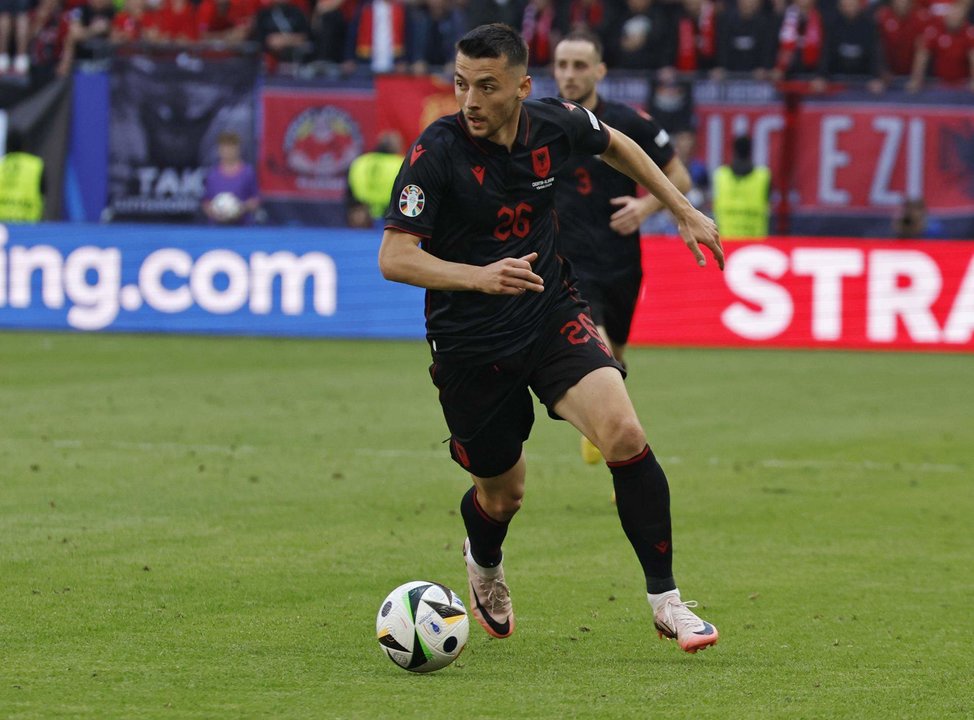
[
  {"x1": 455, "y1": 52, "x2": 531, "y2": 146},
  {"x1": 553, "y1": 40, "x2": 606, "y2": 108}
]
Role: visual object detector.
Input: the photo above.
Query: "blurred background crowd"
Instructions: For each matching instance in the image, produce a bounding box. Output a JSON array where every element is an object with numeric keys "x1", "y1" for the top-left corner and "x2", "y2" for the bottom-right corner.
[{"x1": 3, "y1": 0, "x2": 973, "y2": 91}]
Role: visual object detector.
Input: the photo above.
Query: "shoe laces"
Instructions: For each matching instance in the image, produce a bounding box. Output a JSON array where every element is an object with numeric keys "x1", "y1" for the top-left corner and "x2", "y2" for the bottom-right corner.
[
  {"x1": 482, "y1": 577, "x2": 511, "y2": 612},
  {"x1": 663, "y1": 598, "x2": 702, "y2": 631}
]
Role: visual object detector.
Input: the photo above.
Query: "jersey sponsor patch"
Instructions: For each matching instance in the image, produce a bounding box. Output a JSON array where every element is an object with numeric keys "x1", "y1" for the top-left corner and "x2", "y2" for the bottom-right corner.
[{"x1": 399, "y1": 184, "x2": 426, "y2": 217}]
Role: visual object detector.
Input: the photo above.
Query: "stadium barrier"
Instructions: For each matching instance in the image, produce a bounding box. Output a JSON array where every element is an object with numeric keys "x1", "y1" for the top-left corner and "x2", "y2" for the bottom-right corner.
[
  {"x1": 2, "y1": 224, "x2": 971, "y2": 352},
  {"x1": 632, "y1": 236, "x2": 974, "y2": 352},
  {"x1": 0, "y1": 223, "x2": 424, "y2": 338}
]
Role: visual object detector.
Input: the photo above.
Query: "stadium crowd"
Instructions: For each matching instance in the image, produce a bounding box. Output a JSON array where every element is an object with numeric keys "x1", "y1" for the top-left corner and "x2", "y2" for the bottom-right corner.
[{"x1": 1, "y1": 0, "x2": 971, "y2": 90}]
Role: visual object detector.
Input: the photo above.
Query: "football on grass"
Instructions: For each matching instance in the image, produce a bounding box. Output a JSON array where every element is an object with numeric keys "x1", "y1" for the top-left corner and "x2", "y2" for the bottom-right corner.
[{"x1": 376, "y1": 580, "x2": 469, "y2": 673}]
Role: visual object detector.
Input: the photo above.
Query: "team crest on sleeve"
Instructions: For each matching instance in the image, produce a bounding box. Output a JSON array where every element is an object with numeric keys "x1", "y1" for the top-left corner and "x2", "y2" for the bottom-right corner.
[{"x1": 399, "y1": 184, "x2": 425, "y2": 217}]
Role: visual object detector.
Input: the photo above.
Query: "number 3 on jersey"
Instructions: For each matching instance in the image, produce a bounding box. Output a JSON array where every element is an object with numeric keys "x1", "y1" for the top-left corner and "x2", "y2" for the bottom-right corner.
[{"x1": 494, "y1": 202, "x2": 533, "y2": 241}]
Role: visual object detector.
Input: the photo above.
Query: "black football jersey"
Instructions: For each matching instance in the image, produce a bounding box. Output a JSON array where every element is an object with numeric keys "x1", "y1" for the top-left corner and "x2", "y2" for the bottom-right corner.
[
  {"x1": 554, "y1": 98, "x2": 676, "y2": 279},
  {"x1": 385, "y1": 97, "x2": 611, "y2": 363}
]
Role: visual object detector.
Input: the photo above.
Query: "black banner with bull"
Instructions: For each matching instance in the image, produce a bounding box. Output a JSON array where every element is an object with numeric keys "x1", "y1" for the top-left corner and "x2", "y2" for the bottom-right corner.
[{"x1": 108, "y1": 50, "x2": 258, "y2": 223}]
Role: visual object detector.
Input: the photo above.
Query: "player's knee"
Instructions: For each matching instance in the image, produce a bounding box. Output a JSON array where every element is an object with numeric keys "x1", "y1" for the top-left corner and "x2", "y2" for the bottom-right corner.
[
  {"x1": 478, "y1": 489, "x2": 523, "y2": 521},
  {"x1": 599, "y1": 416, "x2": 646, "y2": 461}
]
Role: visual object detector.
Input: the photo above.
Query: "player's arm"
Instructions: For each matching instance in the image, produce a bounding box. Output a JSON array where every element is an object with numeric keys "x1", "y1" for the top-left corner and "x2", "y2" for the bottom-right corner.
[
  {"x1": 608, "y1": 156, "x2": 692, "y2": 235},
  {"x1": 601, "y1": 125, "x2": 724, "y2": 269},
  {"x1": 378, "y1": 229, "x2": 544, "y2": 295}
]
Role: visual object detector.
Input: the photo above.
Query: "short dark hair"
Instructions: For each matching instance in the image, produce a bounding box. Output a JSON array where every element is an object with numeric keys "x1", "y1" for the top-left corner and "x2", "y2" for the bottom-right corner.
[
  {"x1": 456, "y1": 23, "x2": 529, "y2": 69},
  {"x1": 560, "y1": 29, "x2": 604, "y2": 60},
  {"x1": 733, "y1": 135, "x2": 752, "y2": 160},
  {"x1": 217, "y1": 131, "x2": 241, "y2": 147}
]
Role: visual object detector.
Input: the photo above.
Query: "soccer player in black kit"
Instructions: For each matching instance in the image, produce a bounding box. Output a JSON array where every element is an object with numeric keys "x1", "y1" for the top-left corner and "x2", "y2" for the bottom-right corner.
[
  {"x1": 378, "y1": 24, "x2": 723, "y2": 654},
  {"x1": 554, "y1": 30, "x2": 693, "y2": 465}
]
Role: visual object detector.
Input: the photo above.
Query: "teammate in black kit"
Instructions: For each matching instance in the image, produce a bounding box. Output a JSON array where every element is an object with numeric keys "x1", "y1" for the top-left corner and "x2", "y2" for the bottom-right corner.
[
  {"x1": 555, "y1": 29, "x2": 691, "y2": 365},
  {"x1": 378, "y1": 24, "x2": 723, "y2": 654},
  {"x1": 554, "y1": 29, "x2": 693, "y2": 465}
]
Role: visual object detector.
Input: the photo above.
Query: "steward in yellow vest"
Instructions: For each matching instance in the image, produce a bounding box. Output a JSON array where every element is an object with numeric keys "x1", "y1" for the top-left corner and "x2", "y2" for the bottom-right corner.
[
  {"x1": 712, "y1": 135, "x2": 770, "y2": 239},
  {"x1": 0, "y1": 140, "x2": 45, "y2": 223},
  {"x1": 348, "y1": 150, "x2": 405, "y2": 220},
  {"x1": 348, "y1": 134, "x2": 405, "y2": 220}
]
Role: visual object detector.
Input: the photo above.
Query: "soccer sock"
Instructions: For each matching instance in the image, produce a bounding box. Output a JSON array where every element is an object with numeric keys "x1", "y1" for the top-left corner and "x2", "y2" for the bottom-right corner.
[
  {"x1": 460, "y1": 485, "x2": 509, "y2": 568},
  {"x1": 608, "y1": 445, "x2": 676, "y2": 595}
]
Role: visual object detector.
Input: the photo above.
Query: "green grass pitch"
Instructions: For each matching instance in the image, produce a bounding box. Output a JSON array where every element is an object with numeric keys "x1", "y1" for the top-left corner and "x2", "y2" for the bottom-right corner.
[{"x1": 1, "y1": 332, "x2": 972, "y2": 719}]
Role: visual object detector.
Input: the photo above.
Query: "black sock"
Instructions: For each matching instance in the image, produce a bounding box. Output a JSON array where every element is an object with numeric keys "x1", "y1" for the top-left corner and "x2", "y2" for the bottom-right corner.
[
  {"x1": 460, "y1": 486, "x2": 509, "y2": 568},
  {"x1": 608, "y1": 445, "x2": 676, "y2": 594}
]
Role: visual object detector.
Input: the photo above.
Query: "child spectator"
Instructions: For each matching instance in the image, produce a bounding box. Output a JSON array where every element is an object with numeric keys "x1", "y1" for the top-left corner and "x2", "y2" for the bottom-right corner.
[
  {"x1": 202, "y1": 130, "x2": 259, "y2": 225},
  {"x1": 876, "y1": 0, "x2": 931, "y2": 78}
]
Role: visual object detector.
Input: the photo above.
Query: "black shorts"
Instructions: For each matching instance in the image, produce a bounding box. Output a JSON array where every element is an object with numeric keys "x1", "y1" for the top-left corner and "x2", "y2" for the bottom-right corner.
[
  {"x1": 573, "y1": 270, "x2": 642, "y2": 347},
  {"x1": 429, "y1": 303, "x2": 626, "y2": 478}
]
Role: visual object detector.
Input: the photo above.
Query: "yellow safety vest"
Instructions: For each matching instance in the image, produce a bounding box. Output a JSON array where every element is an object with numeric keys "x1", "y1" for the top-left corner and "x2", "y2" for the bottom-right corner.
[
  {"x1": 347, "y1": 152, "x2": 405, "y2": 219},
  {"x1": 712, "y1": 165, "x2": 770, "y2": 239},
  {"x1": 0, "y1": 151, "x2": 44, "y2": 222}
]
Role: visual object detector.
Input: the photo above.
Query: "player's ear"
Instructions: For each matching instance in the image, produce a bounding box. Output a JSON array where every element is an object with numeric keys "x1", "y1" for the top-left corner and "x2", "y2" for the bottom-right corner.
[
  {"x1": 596, "y1": 62, "x2": 607, "y2": 82},
  {"x1": 517, "y1": 74, "x2": 532, "y2": 101}
]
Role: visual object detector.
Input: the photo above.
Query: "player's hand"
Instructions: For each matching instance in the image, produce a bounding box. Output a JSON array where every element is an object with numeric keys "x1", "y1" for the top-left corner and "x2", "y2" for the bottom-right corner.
[
  {"x1": 677, "y1": 209, "x2": 724, "y2": 270},
  {"x1": 475, "y1": 252, "x2": 545, "y2": 295},
  {"x1": 608, "y1": 196, "x2": 647, "y2": 235}
]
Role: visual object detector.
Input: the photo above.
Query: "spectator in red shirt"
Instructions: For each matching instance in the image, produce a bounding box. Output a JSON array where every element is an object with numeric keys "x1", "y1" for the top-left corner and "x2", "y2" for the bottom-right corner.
[
  {"x1": 876, "y1": 0, "x2": 932, "y2": 78},
  {"x1": 909, "y1": 0, "x2": 974, "y2": 89},
  {"x1": 110, "y1": 0, "x2": 160, "y2": 42},
  {"x1": 197, "y1": 0, "x2": 257, "y2": 43},
  {"x1": 522, "y1": 0, "x2": 560, "y2": 68},
  {"x1": 157, "y1": 0, "x2": 198, "y2": 43},
  {"x1": 773, "y1": 0, "x2": 825, "y2": 79},
  {"x1": 674, "y1": 0, "x2": 718, "y2": 74},
  {"x1": 567, "y1": 0, "x2": 611, "y2": 34}
]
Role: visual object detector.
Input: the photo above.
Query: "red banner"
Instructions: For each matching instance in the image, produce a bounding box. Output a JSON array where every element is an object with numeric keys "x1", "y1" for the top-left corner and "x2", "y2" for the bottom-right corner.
[
  {"x1": 259, "y1": 88, "x2": 377, "y2": 200},
  {"x1": 631, "y1": 237, "x2": 974, "y2": 352},
  {"x1": 695, "y1": 101, "x2": 974, "y2": 218},
  {"x1": 374, "y1": 75, "x2": 458, "y2": 143}
]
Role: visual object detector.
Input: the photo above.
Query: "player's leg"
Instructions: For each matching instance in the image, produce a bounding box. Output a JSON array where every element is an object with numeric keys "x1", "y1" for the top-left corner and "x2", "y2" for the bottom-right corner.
[
  {"x1": 550, "y1": 366, "x2": 719, "y2": 653},
  {"x1": 460, "y1": 454, "x2": 524, "y2": 638},
  {"x1": 431, "y1": 357, "x2": 532, "y2": 639}
]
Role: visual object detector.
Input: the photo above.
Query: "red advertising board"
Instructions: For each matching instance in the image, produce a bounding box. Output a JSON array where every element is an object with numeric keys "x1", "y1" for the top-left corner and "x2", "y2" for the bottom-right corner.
[
  {"x1": 631, "y1": 237, "x2": 974, "y2": 351},
  {"x1": 259, "y1": 88, "x2": 377, "y2": 200}
]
